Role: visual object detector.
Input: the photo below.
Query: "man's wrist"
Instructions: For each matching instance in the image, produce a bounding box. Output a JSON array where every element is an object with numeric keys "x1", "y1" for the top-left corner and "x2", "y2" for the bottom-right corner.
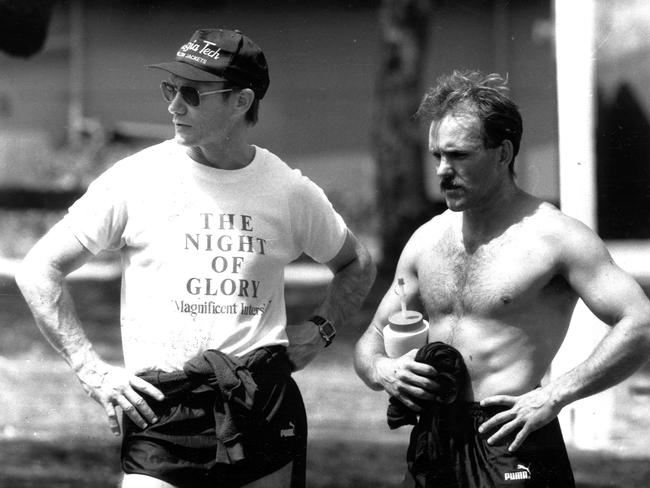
[
  {"x1": 78, "y1": 368, "x2": 109, "y2": 388},
  {"x1": 68, "y1": 346, "x2": 104, "y2": 376},
  {"x1": 372, "y1": 355, "x2": 391, "y2": 390},
  {"x1": 309, "y1": 315, "x2": 336, "y2": 347},
  {"x1": 546, "y1": 376, "x2": 575, "y2": 410}
]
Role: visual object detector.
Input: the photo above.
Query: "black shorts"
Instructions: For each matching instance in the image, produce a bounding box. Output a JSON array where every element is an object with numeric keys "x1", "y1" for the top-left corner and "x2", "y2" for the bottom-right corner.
[
  {"x1": 121, "y1": 375, "x2": 306, "y2": 488},
  {"x1": 404, "y1": 403, "x2": 575, "y2": 488}
]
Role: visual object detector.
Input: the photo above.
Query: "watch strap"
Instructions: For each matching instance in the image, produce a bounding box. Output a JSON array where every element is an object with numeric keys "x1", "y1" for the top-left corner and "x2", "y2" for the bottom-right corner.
[{"x1": 309, "y1": 315, "x2": 336, "y2": 347}]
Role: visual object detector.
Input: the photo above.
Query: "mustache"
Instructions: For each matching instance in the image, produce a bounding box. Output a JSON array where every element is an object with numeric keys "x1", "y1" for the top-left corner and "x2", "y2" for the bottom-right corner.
[{"x1": 440, "y1": 178, "x2": 460, "y2": 191}]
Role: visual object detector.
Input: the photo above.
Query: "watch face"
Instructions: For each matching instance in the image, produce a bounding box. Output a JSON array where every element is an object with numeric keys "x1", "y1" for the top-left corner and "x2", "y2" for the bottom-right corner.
[
  {"x1": 320, "y1": 322, "x2": 335, "y2": 337},
  {"x1": 83, "y1": 370, "x2": 107, "y2": 389}
]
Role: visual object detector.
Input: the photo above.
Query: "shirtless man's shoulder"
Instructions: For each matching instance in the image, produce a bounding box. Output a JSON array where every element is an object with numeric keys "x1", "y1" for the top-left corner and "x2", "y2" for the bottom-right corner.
[
  {"x1": 519, "y1": 199, "x2": 614, "y2": 272},
  {"x1": 409, "y1": 197, "x2": 604, "y2": 259}
]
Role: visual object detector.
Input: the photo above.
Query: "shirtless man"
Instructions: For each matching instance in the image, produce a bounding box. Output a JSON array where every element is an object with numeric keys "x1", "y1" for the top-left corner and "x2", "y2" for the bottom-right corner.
[{"x1": 354, "y1": 70, "x2": 650, "y2": 487}]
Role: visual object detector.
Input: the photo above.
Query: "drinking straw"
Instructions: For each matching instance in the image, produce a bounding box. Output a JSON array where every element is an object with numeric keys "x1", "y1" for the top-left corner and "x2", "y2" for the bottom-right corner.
[{"x1": 397, "y1": 278, "x2": 407, "y2": 317}]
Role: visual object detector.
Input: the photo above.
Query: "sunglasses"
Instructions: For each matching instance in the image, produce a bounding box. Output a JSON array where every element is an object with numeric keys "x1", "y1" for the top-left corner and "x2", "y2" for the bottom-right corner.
[{"x1": 160, "y1": 81, "x2": 233, "y2": 107}]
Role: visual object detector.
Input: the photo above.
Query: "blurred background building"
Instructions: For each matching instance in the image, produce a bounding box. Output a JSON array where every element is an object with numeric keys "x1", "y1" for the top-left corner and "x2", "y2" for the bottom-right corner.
[
  {"x1": 0, "y1": 0, "x2": 559, "y2": 217},
  {"x1": 3, "y1": 1, "x2": 650, "y2": 235}
]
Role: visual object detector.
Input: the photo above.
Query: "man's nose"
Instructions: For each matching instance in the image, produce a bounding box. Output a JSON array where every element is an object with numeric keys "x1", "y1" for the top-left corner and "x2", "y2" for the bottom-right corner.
[
  {"x1": 167, "y1": 93, "x2": 187, "y2": 115},
  {"x1": 436, "y1": 157, "x2": 453, "y2": 177}
]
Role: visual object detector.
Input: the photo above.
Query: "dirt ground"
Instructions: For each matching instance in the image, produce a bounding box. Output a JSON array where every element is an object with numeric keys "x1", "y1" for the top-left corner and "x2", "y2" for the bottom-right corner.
[{"x1": 0, "y1": 276, "x2": 648, "y2": 487}]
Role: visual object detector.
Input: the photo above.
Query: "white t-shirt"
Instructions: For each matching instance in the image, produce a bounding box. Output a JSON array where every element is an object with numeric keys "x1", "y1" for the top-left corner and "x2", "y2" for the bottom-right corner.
[{"x1": 63, "y1": 141, "x2": 347, "y2": 372}]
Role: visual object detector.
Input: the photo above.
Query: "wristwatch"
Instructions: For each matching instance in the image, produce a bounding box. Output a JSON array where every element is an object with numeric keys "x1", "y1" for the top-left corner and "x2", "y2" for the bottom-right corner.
[
  {"x1": 80, "y1": 369, "x2": 108, "y2": 389},
  {"x1": 309, "y1": 315, "x2": 336, "y2": 347}
]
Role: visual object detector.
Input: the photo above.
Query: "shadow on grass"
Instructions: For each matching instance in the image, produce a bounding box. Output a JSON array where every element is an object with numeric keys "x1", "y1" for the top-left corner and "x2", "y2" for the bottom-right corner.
[
  {"x1": 0, "y1": 437, "x2": 405, "y2": 488},
  {"x1": 0, "y1": 437, "x2": 648, "y2": 488},
  {"x1": 0, "y1": 437, "x2": 122, "y2": 488}
]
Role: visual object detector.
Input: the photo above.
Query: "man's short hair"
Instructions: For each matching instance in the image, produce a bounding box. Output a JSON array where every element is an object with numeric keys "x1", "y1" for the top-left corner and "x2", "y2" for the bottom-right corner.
[{"x1": 416, "y1": 70, "x2": 523, "y2": 174}]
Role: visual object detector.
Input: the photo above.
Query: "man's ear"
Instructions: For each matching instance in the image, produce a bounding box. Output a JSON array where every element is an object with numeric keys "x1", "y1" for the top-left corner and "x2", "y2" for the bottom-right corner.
[
  {"x1": 233, "y1": 88, "x2": 255, "y2": 116},
  {"x1": 498, "y1": 139, "x2": 514, "y2": 169}
]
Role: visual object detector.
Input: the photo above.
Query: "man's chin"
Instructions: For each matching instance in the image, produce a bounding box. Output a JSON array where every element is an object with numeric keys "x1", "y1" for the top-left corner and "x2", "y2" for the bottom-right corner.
[
  {"x1": 174, "y1": 134, "x2": 191, "y2": 146},
  {"x1": 444, "y1": 198, "x2": 466, "y2": 212}
]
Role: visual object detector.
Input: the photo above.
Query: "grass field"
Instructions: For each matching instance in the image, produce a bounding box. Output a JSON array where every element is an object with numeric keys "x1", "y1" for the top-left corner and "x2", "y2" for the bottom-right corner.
[{"x1": 0, "y1": 275, "x2": 648, "y2": 487}]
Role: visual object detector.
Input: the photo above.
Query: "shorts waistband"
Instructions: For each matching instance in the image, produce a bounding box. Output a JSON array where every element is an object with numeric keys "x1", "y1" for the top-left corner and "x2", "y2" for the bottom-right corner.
[{"x1": 463, "y1": 402, "x2": 508, "y2": 419}]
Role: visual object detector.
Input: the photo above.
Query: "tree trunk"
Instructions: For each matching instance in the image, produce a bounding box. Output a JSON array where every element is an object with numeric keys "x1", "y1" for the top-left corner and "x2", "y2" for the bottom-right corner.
[{"x1": 372, "y1": 0, "x2": 436, "y2": 274}]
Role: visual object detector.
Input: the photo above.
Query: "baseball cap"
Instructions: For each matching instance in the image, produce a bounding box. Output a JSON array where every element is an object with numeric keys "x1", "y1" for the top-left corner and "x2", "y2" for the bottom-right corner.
[{"x1": 148, "y1": 28, "x2": 269, "y2": 100}]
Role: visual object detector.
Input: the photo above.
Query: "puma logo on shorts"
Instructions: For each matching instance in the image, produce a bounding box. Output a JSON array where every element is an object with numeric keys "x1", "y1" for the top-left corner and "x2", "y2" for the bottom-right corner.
[{"x1": 504, "y1": 463, "x2": 532, "y2": 481}]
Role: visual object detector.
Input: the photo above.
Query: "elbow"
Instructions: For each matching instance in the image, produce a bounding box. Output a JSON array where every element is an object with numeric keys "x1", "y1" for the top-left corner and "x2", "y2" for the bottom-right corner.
[
  {"x1": 362, "y1": 260, "x2": 377, "y2": 296},
  {"x1": 623, "y1": 312, "x2": 650, "y2": 364},
  {"x1": 335, "y1": 242, "x2": 377, "y2": 294},
  {"x1": 366, "y1": 252, "x2": 378, "y2": 284},
  {"x1": 633, "y1": 304, "x2": 650, "y2": 350},
  {"x1": 14, "y1": 255, "x2": 40, "y2": 298},
  {"x1": 358, "y1": 245, "x2": 377, "y2": 293},
  {"x1": 14, "y1": 257, "x2": 33, "y2": 294},
  {"x1": 14, "y1": 253, "x2": 55, "y2": 298},
  {"x1": 641, "y1": 319, "x2": 650, "y2": 355}
]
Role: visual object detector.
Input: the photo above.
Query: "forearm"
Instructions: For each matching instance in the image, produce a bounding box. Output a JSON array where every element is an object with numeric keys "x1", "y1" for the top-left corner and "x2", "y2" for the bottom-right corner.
[
  {"x1": 354, "y1": 325, "x2": 388, "y2": 390},
  {"x1": 315, "y1": 242, "x2": 376, "y2": 328},
  {"x1": 16, "y1": 264, "x2": 101, "y2": 373},
  {"x1": 549, "y1": 317, "x2": 650, "y2": 407}
]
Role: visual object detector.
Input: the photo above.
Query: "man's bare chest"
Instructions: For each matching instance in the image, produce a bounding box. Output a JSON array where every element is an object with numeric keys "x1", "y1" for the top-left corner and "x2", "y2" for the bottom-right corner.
[{"x1": 416, "y1": 236, "x2": 567, "y2": 316}]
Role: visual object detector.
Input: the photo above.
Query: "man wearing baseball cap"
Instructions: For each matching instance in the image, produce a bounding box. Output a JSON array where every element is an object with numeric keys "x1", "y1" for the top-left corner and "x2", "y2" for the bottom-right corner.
[{"x1": 17, "y1": 28, "x2": 375, "y2": 488}]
